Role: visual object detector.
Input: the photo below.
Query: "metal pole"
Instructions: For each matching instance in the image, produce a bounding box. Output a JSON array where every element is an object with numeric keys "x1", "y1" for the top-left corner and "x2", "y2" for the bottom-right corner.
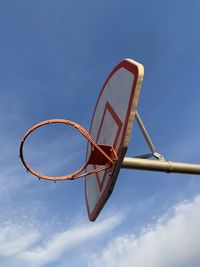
[
  {"x1": 135, "y1": 112, "x2": 164, "y2": 160},
  {"x1": 135, "y1": 112, "x2": 156, "y2": 154},
  {"x1": 122, "y1": 157, "x2": 200, "y2": 175}
]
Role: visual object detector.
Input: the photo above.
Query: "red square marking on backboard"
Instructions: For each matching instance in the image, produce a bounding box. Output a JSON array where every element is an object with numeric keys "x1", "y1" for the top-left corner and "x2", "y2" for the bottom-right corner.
[{"x1": 94, "y1": 102, "x2": 123, "y2": 191}]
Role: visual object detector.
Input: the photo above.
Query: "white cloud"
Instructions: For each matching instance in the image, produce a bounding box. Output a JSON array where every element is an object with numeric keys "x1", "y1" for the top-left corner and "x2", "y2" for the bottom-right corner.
[
  {"x1": 90, "y1": 196, "x2": 200, "y2": 267},
  {"x1": 0, "y1": 221, "x2": 40, "y2": 257},
  {"x1": 0, "y1": 213, "x2": 122, "y2": 267},
  {"x1": 20, "y1": 214, "x2": 122, "y2": 266}
]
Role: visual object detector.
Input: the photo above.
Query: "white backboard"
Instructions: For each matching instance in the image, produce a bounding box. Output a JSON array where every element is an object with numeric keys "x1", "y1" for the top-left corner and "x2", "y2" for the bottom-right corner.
[{"x1": 85, "y1": 59, "x2": 144, "y2": 221}]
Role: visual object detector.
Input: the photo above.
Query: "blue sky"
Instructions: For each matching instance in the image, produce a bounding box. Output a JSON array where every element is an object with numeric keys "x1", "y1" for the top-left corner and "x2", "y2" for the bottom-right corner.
[{"x1": 1, "y1": 0, "x2": 200, "y2": 266}]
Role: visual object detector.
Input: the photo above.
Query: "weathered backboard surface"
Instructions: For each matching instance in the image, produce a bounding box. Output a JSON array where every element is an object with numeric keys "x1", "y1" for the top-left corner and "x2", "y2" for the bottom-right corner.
[{"x1": 85, "y1": 59, "x2": 144, "y2": 221}]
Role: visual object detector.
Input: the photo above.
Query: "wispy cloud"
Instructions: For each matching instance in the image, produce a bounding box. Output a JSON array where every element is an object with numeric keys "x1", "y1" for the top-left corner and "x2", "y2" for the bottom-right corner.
[
  {"x1": 0, "y1": 221, "x2": 40, "y2": 257},
  {"x1": 0, "y1": 213, "x2": 123, "y2": 267},
  {"x1": 90, "y1": 196, "x2": 200, "y2": 267}
]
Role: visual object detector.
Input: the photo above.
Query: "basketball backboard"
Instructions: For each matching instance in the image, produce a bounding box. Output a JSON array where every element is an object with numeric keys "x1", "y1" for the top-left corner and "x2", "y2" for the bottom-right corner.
[{"x1": 85, "y1": 59, "x2": 144, "y2": 221}]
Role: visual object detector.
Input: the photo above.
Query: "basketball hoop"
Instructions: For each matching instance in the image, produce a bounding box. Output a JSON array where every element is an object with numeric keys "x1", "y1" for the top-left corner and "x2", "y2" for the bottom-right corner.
[
  {"x1": 20, "y1": 119, "x2": 118, "y2": 181},
  {"x1": 19, "y1": 59, "x2": 200, "y2": 221}
]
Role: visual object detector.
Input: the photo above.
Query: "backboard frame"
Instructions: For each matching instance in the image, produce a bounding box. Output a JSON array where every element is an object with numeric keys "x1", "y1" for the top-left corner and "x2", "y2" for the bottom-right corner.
[{"x1": 85, "y1": 59, "x2": 144, "y2": 221}]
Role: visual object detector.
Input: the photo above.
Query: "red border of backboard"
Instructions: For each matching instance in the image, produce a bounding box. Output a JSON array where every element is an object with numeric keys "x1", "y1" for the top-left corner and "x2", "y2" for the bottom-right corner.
[{"x1": 85, "y1": 59, "x2": 142, "y2": 221}]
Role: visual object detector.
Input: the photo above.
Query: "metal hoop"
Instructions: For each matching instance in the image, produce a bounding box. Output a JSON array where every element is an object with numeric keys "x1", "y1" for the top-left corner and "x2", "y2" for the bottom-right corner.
[{"x1": 20, "y1": 119, "x2": 118, "y2": 181}]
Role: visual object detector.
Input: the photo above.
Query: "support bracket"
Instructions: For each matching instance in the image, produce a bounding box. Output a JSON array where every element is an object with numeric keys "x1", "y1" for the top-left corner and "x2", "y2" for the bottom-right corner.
[{"x1": 135, "y1": 111, "x2": 165, "y2": 161}]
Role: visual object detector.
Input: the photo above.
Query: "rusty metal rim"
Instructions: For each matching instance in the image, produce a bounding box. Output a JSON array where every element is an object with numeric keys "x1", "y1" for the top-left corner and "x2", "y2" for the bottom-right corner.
[{"x1": 20, "y1": 119, "x2": 117, "y2": 181}]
